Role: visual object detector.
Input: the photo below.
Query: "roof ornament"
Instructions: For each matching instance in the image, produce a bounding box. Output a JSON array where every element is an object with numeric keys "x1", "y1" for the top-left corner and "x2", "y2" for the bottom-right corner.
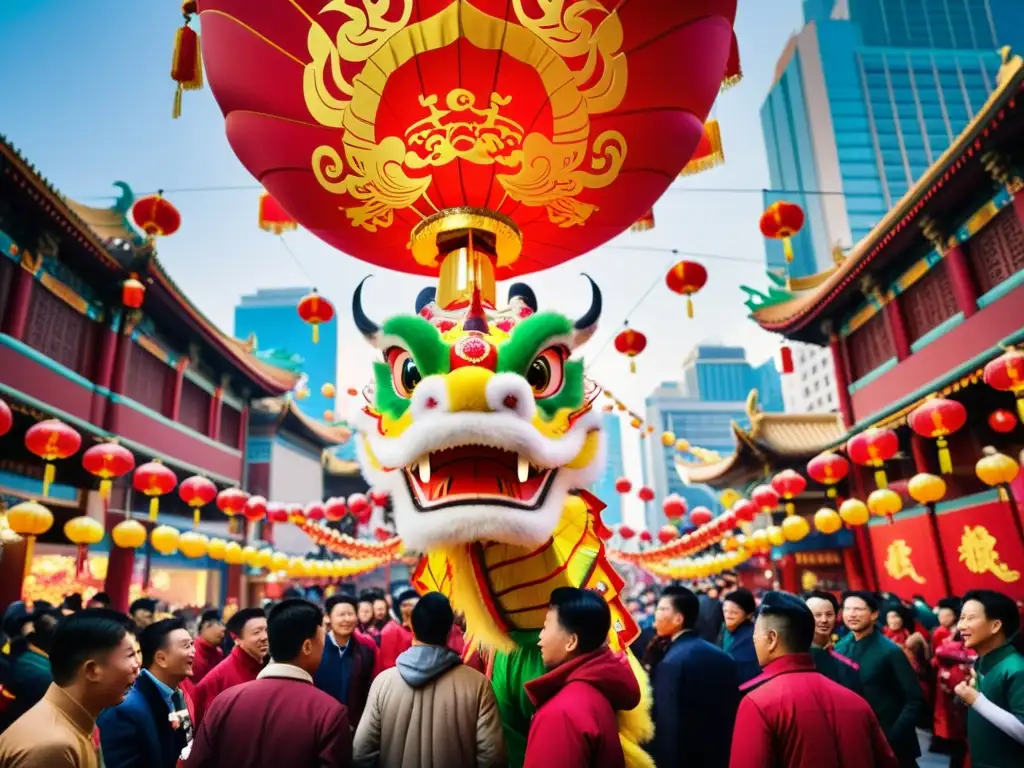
[{"x1": 745, "y1": 389, "x2": 762, "y2": 421}]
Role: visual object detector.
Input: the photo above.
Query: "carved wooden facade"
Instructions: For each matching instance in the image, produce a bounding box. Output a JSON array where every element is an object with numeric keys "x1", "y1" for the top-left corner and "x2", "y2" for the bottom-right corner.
[
  {"x1": 900, "y1": 260, "x2": 959, "y2": 344},
  {"x1": 969, "y1": 206, "x2": 1024, "y2": 294},
  {"x1": 847, "y1": 311, "x2": 894, "y2": 380}
]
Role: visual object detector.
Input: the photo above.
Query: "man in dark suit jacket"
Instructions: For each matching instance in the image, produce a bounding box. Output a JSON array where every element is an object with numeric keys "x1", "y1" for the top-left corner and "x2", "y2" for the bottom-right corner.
[
  {"x1": 99, "y1": 618, "x2": 197, "y2": 768},
  {"x1": 650, "y1": 585, "x2": 740, "y2": 768},
  {"x1": 314, "y1": 594, "x2": 377, "y2": 726}
]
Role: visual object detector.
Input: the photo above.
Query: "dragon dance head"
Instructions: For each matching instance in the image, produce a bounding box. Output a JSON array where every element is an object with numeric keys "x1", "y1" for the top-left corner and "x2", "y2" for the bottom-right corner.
[{"x1": 351, "y1": 265, "x2": 605, "y2": 553}]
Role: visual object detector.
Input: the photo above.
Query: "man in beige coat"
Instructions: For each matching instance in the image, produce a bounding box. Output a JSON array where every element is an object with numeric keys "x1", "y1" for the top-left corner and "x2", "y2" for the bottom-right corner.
[{"x1": 353, "y1": 592, "x2": 506, "y2": 767}]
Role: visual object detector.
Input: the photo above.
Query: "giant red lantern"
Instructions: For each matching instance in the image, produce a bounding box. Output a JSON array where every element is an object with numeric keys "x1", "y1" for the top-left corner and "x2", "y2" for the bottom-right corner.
[
  {"x1": 614, "y1": 477, "x2": 633, "y2": 495},
  {"x1": 665, "y1": 260, "x2": 708, "y2": 318},
  {"x1": 983, "y1": 349, "x2": 1024, "y2": 421},
  {"x1": 324, "y1": 497, "x2": 347, "y2": 522},
  {"x1": 732, "y1": 499, "x2": 758, "y2": 523},
  {"x1": 614, "y1": 328, "x2": 648, "y2": 374},
  {"x1": 657, "y1": 525, "x2": 678, "y2": 544},
  {"x1": 638, "y1": 529, "x2": 653, "y2": 544},
  {"x1": 348, "y1": 493, "x2": 372, "y2": 525},
  {"x1": 82, "y1": 442, "x2": 135, "y2": 500},
  {"x1": 25, "y1": 419, "x2": 82, "y2": 497},
  {"x1": 846, "y1": 427, "x2": 899, "y2": 488},
  {"x1": 131, "y1": 193, "x2": 181, "y2": 238},
  {"x1": 296, "y1": 290, "x2": 335, "y2": 344},
  {"x1": 243, "y1": 495, "x2": 268, "y2": 523},
  {"x1": 198, "y1": 1, "x2": 739, "y2": 293},
  {"x1": 179, "y1": 475, "x2": 218, "y2": 527},
  {"x1": 258, "y1": 191, "x2": 298, "y2": 235},
  {"x1": 618, "y1": 525, "x2": 636, "y2": 541},
  {"x1": 759, "y1": 201, "x2": 805, "y2": 264},
  {"x1": 908, "y1": 398, "x2": 968, "y2": 474}
]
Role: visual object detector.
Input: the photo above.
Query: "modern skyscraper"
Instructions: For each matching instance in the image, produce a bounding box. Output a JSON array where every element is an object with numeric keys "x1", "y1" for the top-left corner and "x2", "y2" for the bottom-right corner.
[
  {"x1": 761, "y1": 0, "x2": 1023, "y2": 413},
  {"x1": 590, "y1": 413, "x2": 625, "y2": 526},
  {"x1": 234, "y1": 287, "x2": 338, "y2": 418}
]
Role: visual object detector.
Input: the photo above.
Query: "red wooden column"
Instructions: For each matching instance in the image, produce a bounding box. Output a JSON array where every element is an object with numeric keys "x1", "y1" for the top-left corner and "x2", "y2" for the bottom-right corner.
[
  {"x1": 226, "y1": 564, "x2": 243, "y2": 604},
  {"x1": 943, "y1": 245, "x2": 978, "y2": 319},
  {"x1": 2, "y1": 263, "x2": 34, "y2": 340},
  {"x1": 169, "y1": 359, "x2": 188, "y2": 421},
  {"x1": 0, "y1": 539, "x2": 29, "y2": 612},
  {"x1": 207, "y1": 383, "x2": 224, "y2": 442},
  {"x1": 90, "y1": 314, "x2": 121, "y2": 424},
  {"x1": 103, "y1": 515, "x2": 136, "y2": 613},
  {"x1": 825, "y1": 321, "x2": 855, "y2": 428},
  {"x1": 883, "y1": 293, "x2": 912, "y2": 361}
]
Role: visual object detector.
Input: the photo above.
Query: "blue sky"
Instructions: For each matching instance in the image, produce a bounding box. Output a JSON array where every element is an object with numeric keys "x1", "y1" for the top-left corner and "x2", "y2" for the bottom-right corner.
[{"x1": 0, "y1": 0, "x2": 806, "y2": 522}]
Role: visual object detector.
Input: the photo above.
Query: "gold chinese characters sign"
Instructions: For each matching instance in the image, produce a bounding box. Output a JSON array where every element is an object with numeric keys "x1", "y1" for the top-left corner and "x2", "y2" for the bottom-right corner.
[
  {"x1": 958, "y1": 525, "x2": 1021, "y2": 583},
  {"x1": 884, "y1": 539, "x2": 927, "y2": 585},
  {"x1": 199, "y1": 0, "x2": 739, "y2": 276}
]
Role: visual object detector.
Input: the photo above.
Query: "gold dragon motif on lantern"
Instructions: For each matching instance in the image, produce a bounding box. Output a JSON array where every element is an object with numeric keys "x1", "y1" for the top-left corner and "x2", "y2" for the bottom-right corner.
[{"x1": 303, "y1": 0, "x2": 628, "y2": 241}]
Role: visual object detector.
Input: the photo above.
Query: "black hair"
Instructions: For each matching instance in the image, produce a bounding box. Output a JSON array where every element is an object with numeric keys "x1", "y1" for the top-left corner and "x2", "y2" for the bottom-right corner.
[
  {"x1": 841, "y1": 590, "x2": 879, "y2": 613},
  {"x1": 88, "y1": 592, "x2": 112, "y2": 607},
  {"x1": 937, "y1": 597, "x2": 962, "y2": 615},
  {"x1": 660, "y1": 585, "x2": 700, "y2": 630},
  {"x1": 325, "y1": 594, "x2": 358, "y2": 615},
  {"x1": 963, "y1": 590, "x2": 1020, "y2": 638},
  {"x1": 129, "y1": 598, "x2": 157, "y2": 615},
  {"x1": 198, "y1": 610, "x2": 222, "y2": 630},
  {"x1": 50, "y1": 609, "x2": 131, "y2": 686},
  {"x1": 758, "y1": 593, "x2": 816, "y2": 652},
  {"x1": 29, "y1": 609, "x2": 62, "y2": 654},
  {"x1": 357, "y1": 591, "x2": 376, "y2": 605},
  {"x1": 410, "y1": 593, "x2": 454, "y2": 646},
  {"x1": 804, "y1": 590, "x2": 840, "y2": 613},
  {"x1": 395, "y1": 589, "x2": 419, "y2": 605},
  {"x1": 267, "y1": 599, "x2": 323, "y2": 661},
  {"x1": 61, "y1": 594, "x2": 83, "y2": 612},
  {"x1": 372, "y1": 595, "x2": 388, "y2": 604},
  {"x1": 548, "y1": 587, "x2": 610, "y2": 655},
  {"x1": 887, "y1": 604, "x2": 916, "y2": 631},
  {"x1": 723, "y1": 588, "x2": 756, "y2": 616},
  {"x1": 282, "y1": 586, "x2": 305, "y2": 600},
  {"x1": 226, "y1": 607, "x2": 266, "y2": 638},
  {"x1": 139, "y1": 618, "x2": 188, "y2": 669}
]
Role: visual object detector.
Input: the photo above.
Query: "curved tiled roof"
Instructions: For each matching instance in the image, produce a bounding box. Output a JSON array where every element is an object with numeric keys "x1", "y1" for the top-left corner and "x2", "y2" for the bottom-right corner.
[{"x1": 251, "y1": 397, "x2": 352, "y2": 448}]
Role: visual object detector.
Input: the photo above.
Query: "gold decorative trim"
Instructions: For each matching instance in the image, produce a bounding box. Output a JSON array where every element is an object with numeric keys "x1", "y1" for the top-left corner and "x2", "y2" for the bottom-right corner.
[{"x1": 410, "y1": 207, "x2": 522, "y2": 269}]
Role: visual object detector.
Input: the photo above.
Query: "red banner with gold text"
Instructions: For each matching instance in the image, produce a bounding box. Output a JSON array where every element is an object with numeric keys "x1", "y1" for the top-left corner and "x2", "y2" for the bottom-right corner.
[
  {"x1": 934, "y1": 496, "x2": 1024, "y2": 601},
  {"x1": 867, "y1": 510, "x2": 947, "y2": 604}
]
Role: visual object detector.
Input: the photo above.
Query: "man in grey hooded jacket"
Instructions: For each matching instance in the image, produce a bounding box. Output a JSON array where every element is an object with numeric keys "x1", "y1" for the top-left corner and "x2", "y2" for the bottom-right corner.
[{"x1": 353, "y1": 592, "x2": 506, "y2": 767}]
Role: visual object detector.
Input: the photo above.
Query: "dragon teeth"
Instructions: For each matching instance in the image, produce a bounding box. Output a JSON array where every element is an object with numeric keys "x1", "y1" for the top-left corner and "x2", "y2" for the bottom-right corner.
[
  {"x1": 417, "y1": 455, "x2": 431, "y2": 484},
  {"x1": 518, "y1": 455, "x2": 530, "y2": 483}
]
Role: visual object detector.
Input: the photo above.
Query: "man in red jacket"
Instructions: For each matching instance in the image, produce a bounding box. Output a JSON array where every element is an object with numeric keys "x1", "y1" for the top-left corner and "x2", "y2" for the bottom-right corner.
[
  {"x1": 523, "y1": 587, "x2": 641, "y2": 768},
  {"x1": 190, "y1": 610, "x2": 225, "y2": 686},
  {"x1": 186, "y1": 599, "x2": 351, "y2": 767},
  {"x1": 191, "y1": 607, "x2": 267, "y2": 727},
  {"x1": 729, "y1": 591, "x2": 898, "y2": 768}
]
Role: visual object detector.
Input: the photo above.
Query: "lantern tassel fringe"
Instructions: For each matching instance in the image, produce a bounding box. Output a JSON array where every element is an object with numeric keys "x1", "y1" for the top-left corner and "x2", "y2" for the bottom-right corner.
[
  {"x1": 826, "y1": 487, "x2": 837, "y2": 498},
  {"x1": 171, "y1": 23, "x2": 203, "y2": 119},
  {"x1": 998, "y1": 486, "x2": 1009, "y2": 502},
  {"x1": 149, "y1": 497, "x2": 160, "y2": 522},
  {"x1": 312, "y1": 324, "x2": 320, "y2": 344},
  {"x1": 99, "y1": 478, "x2": 112, "y2": 500},
  {"x1": 42, "y1": 463, "x2": 55, "y2": 498},
  {"x1": 783, "y1": 237, "x2": 794, "y2": 264},
  {"x1": 785, "y1": 501, "x2": 795, "y2": 516},
  {"x1": 23, "y1": 537, "x2": 35, "y2": 580},
  {"x1": 629, "y1": 359, "x2": 637, "y2": 375},
  {"x1": 1016, "y1": 396, "x2": 1024, "y2": 422},
  {"x1": 874, "y1": 469, "x2": 888, "y2": 489},
  {"x1": 686, "y1": 296, "x2": 694, "y2": 319},
  {"x1": 937, "y1": 436, "x2": 953, "y2": 474},
  {"x1": 193, "y1": 508, "x2": 201, "y2": 528},
  {"x1": 678, "y1": 120, "x2": 725, "y2": 178}
]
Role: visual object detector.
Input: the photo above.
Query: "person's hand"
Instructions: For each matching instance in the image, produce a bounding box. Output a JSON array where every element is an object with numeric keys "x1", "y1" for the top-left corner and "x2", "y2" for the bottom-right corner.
[{"x1": 954, "y1": 668, "x2": 979, "y2": 706}]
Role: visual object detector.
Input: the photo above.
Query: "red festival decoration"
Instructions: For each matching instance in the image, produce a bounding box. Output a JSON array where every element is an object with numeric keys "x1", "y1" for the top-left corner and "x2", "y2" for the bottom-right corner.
[
  {"x1": 369, "y1": 489, "x2": 390, "y2": 507},
  {"x1": 266, "y1": 502, "x2": 289, "y2": 524},
  {"x1": 82, "y1": 442, "x2": 135, "y2": 500},
  {"x1": 179, "y1": 475, "x2": 218, "y2": 527},
  {"x1": 170, "y1": 2, "x2": 203, "y2": 119},
  {"x1": 983, "y1": 349, "x2": 1024, "y2": 421},
  {"x1": 614, "y1": 328, "x2": 647, "y2": 374},
  {"x1": 305, "y1": 502, "x2": 326, "y2": 522},
  {"x1": 348, "y1": 493, "x2": 372, "y2": 525},
  {"x1": 907, "y1": 398, "x2": 967, "y2": 474},
  {"x1": 988, "y1": 409, "x2": 1018, "y2": 433},
  {"x1": 679, "y1": 120, "x2": 724, "y2": 177},
  {"x1": 296, "y1": 290, "x2": 335, "y2": 344},
  {"x1": 846, "y1": 427, "x2": 899, "y2": 488},
  {"x1": 121, "y1": 274, "x2": 146, "y2": 310},
  {"x1": 662, "y1": 494, "x2": 687, "y2": 521},
  {"x1": 806, "y1": 452, "x2": 850, "y2": 498},
  {"x1": 759, "y1": 201, "x2": 805, "y2": 265},
  {"x1": 25, "y1": 419, "x2": 82, "y2": 497},
  {"x1": 631, "y1": 209, "x2": 655, "y2": 232},
  {"x1": 324, "y1": 497, "x2": 347, "y2": 522},
  {"x1": 216, "y1": 487, "x2": 250, "y2": 519},
  {"x1": 197, "y1": 1, "x2": 739, "y2": 277},
  {"x1": 615, "y1": 477, "x2": 633, "y2": 495},
  {"x1": 637, "y1": 486, "x2": 655, "y2": 504},
  {"x1": 133, "y1": 461, "x2": 178, "y2": 521},
  {"x1": 258, "y1": 191, "x2": 298, "y2": 235},
  {"x1": 778, "y1": 344, "x2": 794, "y2": 375},
  {"x1": 771, "y1": 469, "x2": 807, "y2": 515},
  {"x1": 732, "y1": 499, "x2": 758, "y2": 523},
  {"x1": 657, "y1": 525, "x2": 678, "y2": 544},
  {"x1": 665, "y1": 260, "x2": 708, "y2": 319},
  {"x1": 243, "y1": 495, "x2": 268, "y2": 523},
  {"x1": 131, "y1": 193, "x2": 181, "y2": 238},
  {"x1": 751, "y1": 484, "x2": 780, "y2": 516},
  {"x1": 618, "y1": 526, "x2": 636, "y2": 541},
  {"x1": 690, "y1": 507, "x2": 713, "y2": 527},
  {"x1": 0, "y1": 398, "x2": 11, "y2": 437},
  {"x1": 723, "y1": 30, "x2": 742, "y2": 90},
  {"x1": 639, "y1": 530, "x2": 653, "y2": 544}
]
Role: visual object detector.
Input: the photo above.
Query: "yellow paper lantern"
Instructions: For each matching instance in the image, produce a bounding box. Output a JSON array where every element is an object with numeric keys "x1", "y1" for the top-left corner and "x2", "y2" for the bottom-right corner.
[
  {"x1": 207, "y1": 538, "x2": 227, "y2": 561},
  {"x1": 838, "y1": 498, "x2": 869, "y2": 527},
  {"x1": 287, "y1": 557, "x2": 305, "y2": 578},
  {"x1": 813, "y1": 508, "x2": 843, "y2": 535},
  {"x1": 241, "y1": 545, "x2": 260, "y2": 568},
  {"x1": 63, "y1": 516, "x2": 104, "y2": 546},
  {"x1": 661, "y1": 431, "x2": 676, "y2": 447},
  {"x1": 178, "y1": 531, "x2": 209, "y2": 559},
  {"x1": 7, "y1": 501, "x2": 54, "y2": 538},
  {"x1": 270, "y1": 551, "x2": 289, "y2": 572},
  {"x1": 782, "y1": 515, "x2": 811, "y2": 542},
  {"x1": 150, "y1": 525, "x2": 181, "y2": 556},
  {"x1": 223, "y1": 541, "x2": 245, "y2": 565},
  {"x1": 675, "y1": 438, "x2": 690, "y2": 452},
  {"x1": 976, "y1": 447, "x2": 1019, "y2": 500},
  {"x1": 255, "y1": 549, "x2": 273, "y2": 569},
  {"x1": 111, "y1": 519, "x2": 148, "y2": 549},
  {"x1": 749, "y1": 529, "x2": 769, "y2": 551},
  {"x1": 719, "y1": 489, "x2": 742, "y2": 510},
  {"x1": 321, "y1": 382, "x2": 336, "y2": 399},
  {"x1": 867, "y1": 488, "x2": 902, "y2": 520},
  {"x1": 767, "y1": 526, "x2": 786, "y2": 547},
  {"x1": 907, "y1": 473, "x2": 947, "y2": 506}
]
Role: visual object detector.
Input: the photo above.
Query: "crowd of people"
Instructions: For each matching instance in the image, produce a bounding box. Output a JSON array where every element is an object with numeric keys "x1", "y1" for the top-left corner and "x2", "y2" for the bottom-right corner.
[{"x1": 0, "y1": 579, "x2": 1020, "y2": 767}]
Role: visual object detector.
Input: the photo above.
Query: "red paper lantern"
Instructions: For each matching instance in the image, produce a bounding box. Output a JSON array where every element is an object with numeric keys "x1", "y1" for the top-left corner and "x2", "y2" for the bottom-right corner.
[
  {"x1": 170, "y1": 4, "x2": 202, "y2": 118},
  {"x1": 731, "y1": 499, "x2": 757, "y2": 524},
  {"x1": 907, "y1": 398, "x2": 967, "y2": 474},
  {"x1": 199, "y1": 1, "x2": 739, "y2": 276},
  {"x1": 614, "y1": 328, "x2": 648, "y2": 374},
  {"x1": 180, "y1": 475, "x2": 218, "y2": 527},
  {"x1": 297, "y1": 290, "x2": 335, "y2": 344},
  {"x1": 778, "y1": 344, "x2": 794, "y2": 375},
  {"x1": 662, "y1": 494, "x2": 687, "y2": 521},
  {"x1": 759, "y1": 201, "x2": 805, "y2": 264},
  {"x1": 348, "y1": 493, "x2": 372, "y2": 525},
  {"x1": 751, "y1": 484, "x2": 780, "y2": 515},
  {"x1": 373, "y1": 526, "x2": 392, "y2": 542},
  {"x1": 324, "y1": 497, "x2": 347, "y2": 522},
  {"x1": 133, "y1": 461, "x2": 178, "y2": 521},
  {"x1": 638, "y1": 530, "x2": 652, "y2": 544},
  {"x1": 983, "y1": 349, "x2": 1024, "y2": 421},
  {"x1": 305, "y1": 502, "x2": 326, "y2": 522},
  {"x1": 121, "y1": 274, "x2": 146, "y2": 310},
  {"x1": 25, "y1": 419, "x2": 82, "y2": 497},
  {"x1": 368, "y1": 489, "x2": 390, "y2": 507},
  {"x1": 0, "y1": 398, "x2": 11, "y2": 437},
  {"x1": 258, "y1": 191, "x2": 297, "y2": 235},
  {"x1": 266, "y1": 502, "x2": 289, "y2": 524},
  {"x1": 243, "y1": 495, "x2": 268, "y2": 523},
  {"x1": 989, "y1": 409, "x2": 1018, "y2": 434},
  {"x1": 618, "y1": 525, "x2": 636, "y2": 541},
  {"x1": 665, "y1": 260, "x2": 708, "y2": 318},
  {"x1": 807, "y1": 452, "x2": 849, "y2": 498},
  {"x1": 287, "y1": 503, "x2": 306, "y2": 526},
  {"x1": 658, "y1": 525, "x2": 678, "y2": 544},
  {"x1": 846, "y1": 427, "x2": 899, "y2": 488},
  {"x1": 690, "y1": 506, "x2": 713, "y2": 527},
  {"x1": 82, "y1": 442, "x2": 135, "y2": 500},
  {"x1": 637, "y1": 486, "x2": 655, "y2": 503},
  {"x1": 131, "y1": 193, "x2": 181, "y2": 237},
  {"x1": 614, "y1": 477, "x2": 633, "y2": 495},
  {"x1": 216, "y1": 487, "x2": 250, "y2": 518},
  {"x1": 679, "y1": 120, "x2": 724, "y2": 178},
  {"x1": 770, "y1": 469, "x2": 808, "y2": 514}
]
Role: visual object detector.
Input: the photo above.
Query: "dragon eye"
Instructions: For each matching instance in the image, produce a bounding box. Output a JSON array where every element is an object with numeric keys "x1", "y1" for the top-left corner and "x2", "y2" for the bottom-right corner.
[
  {"x1": 387, "y1": 349, "x2": 421, "y2": 398},
  {"x1": 527, "y1": 347, "x2": 566, "y2": 398}
]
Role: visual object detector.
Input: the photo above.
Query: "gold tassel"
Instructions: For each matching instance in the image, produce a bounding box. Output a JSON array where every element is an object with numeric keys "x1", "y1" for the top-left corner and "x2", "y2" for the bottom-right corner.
[
  {"x1": 783, "y1": 237, "x2": 794, "y2": 263},
  {"x1": 149, "y1": 497, "x2": 159, "y2": 522},
  {"x1": 629, "y1": 358, "x2": 637, "y2": 374},
  {"x1": 193, "y1": 508, "x2": 201, "y2": 528},
  {"x1": 312, "y1": 324, "x2": 320, "y2": 344},
  {"x1": 686, "y1": 296, "x2": 694, "y2": 319},
  {"x1": 998, "y1": 486, "x2": 1009, "y2": 502},
  {"x1": 785, "y1": 501, "x2": 795, "y2": 516},
  {"x1": 42, "y1": 463, "x2": 55, "y2": 497},
  {"x1": 23, "y1": 536, "x2": 35, "y2": 580},
  {"x1": 679, "y1": 120, "x2": 725, "y2": 178},
  {"x1": 937, "y1": 436, "x2": 953, "y2": 474},
  {"x1": 99, "y1": 478, "x2": 112, "y2": 500},
  {"x1": 172, "y1": 85, "x2": 183, "y2": 119},
  {"x1": 874, "y1": 468, "x2": 888, "y2": 489},
  {"x1": 1016, "y1": 395, "x2": 1024, "y2": 422},
  {"x1": 827, "y1": 487, "x2": 837, "y2": 498}
]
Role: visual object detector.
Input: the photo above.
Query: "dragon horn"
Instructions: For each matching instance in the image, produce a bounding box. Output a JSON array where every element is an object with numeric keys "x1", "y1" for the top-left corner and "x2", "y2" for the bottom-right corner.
[
  {"x1": 571, "y1": 274, "x2": 602, "y2": 348},
  {"x1": 352, "y1": 276, "x2": 380, "y2": 344}
]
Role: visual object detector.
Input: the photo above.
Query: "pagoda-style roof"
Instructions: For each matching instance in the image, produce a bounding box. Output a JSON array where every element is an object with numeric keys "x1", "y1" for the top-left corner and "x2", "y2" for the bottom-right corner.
[
  {"x1": 0, "y1": 136, "x2": 298, "y2": 397},
  {"x1": 250, "y1": 397, "x2": 352, "y2": 449},
  {"x1": 746, "y1": 52, "x2": 1024, "y2": 345},
  {"x1": 675, "y1": 390, "x2": 846, "y2": 489}
]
